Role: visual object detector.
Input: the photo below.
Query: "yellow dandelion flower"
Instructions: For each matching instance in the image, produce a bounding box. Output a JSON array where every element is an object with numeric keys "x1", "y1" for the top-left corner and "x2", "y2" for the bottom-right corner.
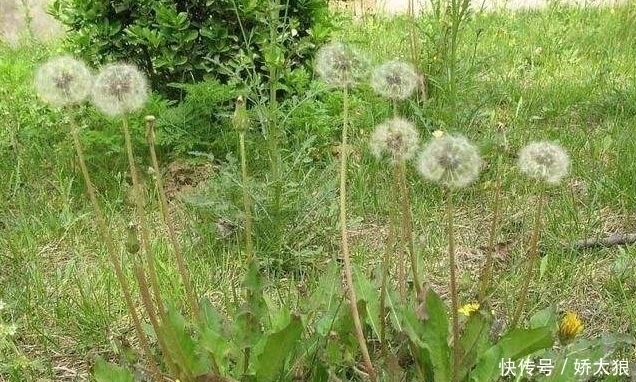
[
  {"x1": 458, "y1": 303, "x2": 480, "y2": 316},
  {"x1": 559, "y1": 311, "x2": 583, "y2": 341}
]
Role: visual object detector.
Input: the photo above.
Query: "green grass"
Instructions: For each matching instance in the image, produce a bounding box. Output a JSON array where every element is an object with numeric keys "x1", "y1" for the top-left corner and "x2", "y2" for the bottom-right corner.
[{"x1": 2, "y1": 3, "x2": 636, "y2": 380}]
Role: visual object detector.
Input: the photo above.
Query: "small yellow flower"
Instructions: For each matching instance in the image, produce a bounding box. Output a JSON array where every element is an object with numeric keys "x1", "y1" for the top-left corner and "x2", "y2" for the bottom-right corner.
[
  {"x1": 458, "y1": 303, "x2": 480, "y2": 316},
  {"x1": 559, "y1": 311, "x2": 583, "y2": 341}
]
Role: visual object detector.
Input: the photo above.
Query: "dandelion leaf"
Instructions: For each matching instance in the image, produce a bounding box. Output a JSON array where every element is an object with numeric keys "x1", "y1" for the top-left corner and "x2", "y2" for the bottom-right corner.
[
  {"x1": 457, "y1": 309, "x2": 494, "y2": 381},
  {"x1": 93, "y1": 357, "x2": 134, "y2": 382},
  {"x1": 471, "y1": 326, "x2": 553, "y2": 381},
  {"x1": 255, "y1": 314, "x2": 303, "y2": 382},
  {"x1": 400, "y1": 288, "x2": 451, "y2": 382}
]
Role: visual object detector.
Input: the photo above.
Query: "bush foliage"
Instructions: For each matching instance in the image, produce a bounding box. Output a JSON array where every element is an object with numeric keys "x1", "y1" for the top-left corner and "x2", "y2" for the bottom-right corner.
[{"x1": 50, "y1": 0, "x2": 331, "y2": 98}]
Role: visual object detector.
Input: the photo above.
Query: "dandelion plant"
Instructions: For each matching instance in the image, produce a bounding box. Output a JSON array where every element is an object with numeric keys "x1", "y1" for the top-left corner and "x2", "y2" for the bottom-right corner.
[
  {"x1": 316, "y1": 42, "x2": 376, "y2": 380},
  {"x1": 416, "y1": 134, "x2": 481, "y2": 382},
  {"x1": 231, "y1": 96, "x2": 254, "y2": 260},
  {"x1": 90, "y1": 63, "x2": 182, "y2": 374},
  {"x1": 34, "y1": 56, "x2": 161, "y2": 379},
  {"x1": 370, "y1": 60, "x2": 422, "y2": 303},
  {"x1": 511, "y1": 141, "x2": 570, "y2": 329},
  {"x1": 90, "y1": 62, "x2": 166, "y2": 313}
]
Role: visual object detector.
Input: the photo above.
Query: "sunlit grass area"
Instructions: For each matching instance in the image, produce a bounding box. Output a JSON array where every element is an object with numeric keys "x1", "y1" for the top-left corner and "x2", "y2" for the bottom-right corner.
[{"x1": 1, "y1": 2, "x2": 635, "y2": 381}]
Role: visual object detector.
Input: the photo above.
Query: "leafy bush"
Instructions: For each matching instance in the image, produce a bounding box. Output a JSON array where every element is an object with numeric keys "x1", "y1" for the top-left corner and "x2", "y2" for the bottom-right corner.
[{"x1": 50, "y1": 0, "x2": 332, "y2": 98}]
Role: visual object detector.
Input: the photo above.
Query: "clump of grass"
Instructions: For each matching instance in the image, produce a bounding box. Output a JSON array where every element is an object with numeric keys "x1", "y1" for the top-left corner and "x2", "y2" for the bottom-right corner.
[
  {"x1": 511, "y1": 141, "x2": 570, "y2": 329},
  {"x1": 315, "y1": 41, "x2": 376, "y2": 380},
  {"x1": 416, "y1": 134, "x2": 482, "y2": 382}
]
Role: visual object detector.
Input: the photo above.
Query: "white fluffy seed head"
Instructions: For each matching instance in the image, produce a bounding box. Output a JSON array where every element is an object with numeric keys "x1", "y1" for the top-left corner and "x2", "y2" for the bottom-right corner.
[
  {"x1": 315, "y1": 42, "x2": 369, "y2": 88},
  {"x1": 517, "y1": 141, "x2": 570, "y2": 184},
  {"x1": 34, "y1": 56, "x2": 92, "y2": 107},
  {"x1": 417, "y1": 134, "x2": 482, "y2": 189},
  {"x1": 91, "y1": 63, "x2": 148, "y2": 116},
  {"x1": 370, "y1": 117, "x2": 420, "y2": 163},
  {"x1": 371, "y1": 60, "x2": 419, "y2": 100}
]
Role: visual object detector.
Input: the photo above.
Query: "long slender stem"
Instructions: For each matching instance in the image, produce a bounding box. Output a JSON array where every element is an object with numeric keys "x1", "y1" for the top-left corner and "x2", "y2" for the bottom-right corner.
[
  {"x1": 267, "y1": 1, "x2": 283, "y2": 248},
  {"x1": 68, "y1": 119, "x2": 161, "y2": 380},
  {"x1": 239, "y1": 129, "x2": 254, "y2": 262},
  {"x1": 121, "y1": 117, "x2": 166, "y2": 319},
  {"x1": 510, "y1": 189, "x2": 545, "y2": 329},
  {"x1": 132, "y1": 257, "x2": 178, "y2": 377},
  {"x1": 393, "y1": 165, "x2": 407, "y2": 301},
  {"x1": 379, "y1": 203, "x2": 396, "y2": 348},
  {"x1": 339, "y1": 87, "x2": 376, "y2": 381},
  {"x1": 397, "y1": 160, "x2": 423, "y2": 299},
  {"x1": 145, "y1": 116, "x2": 201, "y2": 322},
  {"x1": 446, "y1": 190, "x2": 460, "y2": 382},
  {"x1": 478, "y1": 170, "x2": 502, "y2": 303}
]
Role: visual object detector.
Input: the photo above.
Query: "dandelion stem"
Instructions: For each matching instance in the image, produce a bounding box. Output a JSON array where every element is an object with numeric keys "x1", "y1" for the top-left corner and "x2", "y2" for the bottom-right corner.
[
  {"x1": 479, "y1": 164, "x2": 502, "y2": 303},
  {"x1": 511, "y1": 188, "x2": 545, "y2": 329},
  {"x1": 379, "y1": 201, "x2": 397, "y2": 347},
  {"x1": 397, "y1": 160, "x2": 423, "y2": 299},
  {"x1": 132, "y1": 259, "x2": 178, "y2": 377},
  {"x1": 121, "y1": 117, "x2": 166, "y2": 319},
  {"x1": 145, "y1": 116, "x2": 201, "y2": 322},
  {"x1": 446, "y1": 189, "x2": 461, "y2": 382},
  {"x1": 239, "y1": 128, "x2": 254, "y2": 263},
  {"x1": 68, "y1": 117, "x2": 161, "y2": 380},
  {"x1": 393, "y1": 166, "x2": 407, "y2": 301},
  {"x1": 339, "y1": 87, "x2": 376, "y2": 381}
]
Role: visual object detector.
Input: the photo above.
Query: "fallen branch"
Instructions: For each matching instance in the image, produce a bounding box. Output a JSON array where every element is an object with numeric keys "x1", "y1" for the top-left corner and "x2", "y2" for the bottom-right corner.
[{"x1": 571, "y1": 233, "x2": 636, "y2": 250}]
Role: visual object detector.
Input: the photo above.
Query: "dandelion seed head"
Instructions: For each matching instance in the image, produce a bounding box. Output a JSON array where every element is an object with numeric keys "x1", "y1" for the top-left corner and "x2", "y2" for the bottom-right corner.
[
  {"x1": 371, "y1": 60, "x2": 419, "y2": 100},
  {"x1": 91, "y1": 63, "x2": 148, "y2": 116},
  {"x1": 34, "y1": 56, "x2": 92, "y2": 107},
  {"x1": 315, "y1": 42, "x2": 369, "y2": 88},
  {"x1": 370, "y1": 117, "x2": 420, "y2": 163},
  {"x1": 417, "y1": 135, "x2": 482, "y2": 189},
  {"x1": 518, "y1": 141, "x2": 570, "y2": 184}
]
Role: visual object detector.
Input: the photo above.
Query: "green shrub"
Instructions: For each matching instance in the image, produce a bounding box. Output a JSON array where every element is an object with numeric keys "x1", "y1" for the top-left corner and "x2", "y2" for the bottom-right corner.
[{"x1": 50, "y1": 0, "x2": 332, "y2": 99}]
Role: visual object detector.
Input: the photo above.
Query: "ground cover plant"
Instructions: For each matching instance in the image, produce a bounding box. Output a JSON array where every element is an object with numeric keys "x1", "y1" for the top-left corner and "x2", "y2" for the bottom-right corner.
[{"x1": 1, "y1": 1, "x2": 636, "y2": 381}]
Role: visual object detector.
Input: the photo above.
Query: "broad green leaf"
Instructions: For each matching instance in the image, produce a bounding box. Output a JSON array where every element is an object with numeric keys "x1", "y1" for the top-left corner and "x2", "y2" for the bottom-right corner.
[
  {"x1": 233, "y1": 310, "x2": 261, "y2": 349},
  {"x1": 538, "y1": 334, "x2": 635, "y2": 381},
  {"x1": 471, "y1": 326, "x2": 553, "y2": 381},
  {"x1": 529, "y1": 305, "x2": 557, "y2": 330},
  {"x1": 93, "y1": 357, "x2": 134, "y2": 382},
  {"x1": 457, "y1": 309, "x2": 493, "y2": 381},
  {"x1": 499, "y1": 326, "x2": 554, "y2": 360},
  {"x1": 163, "y1": 307, "x2": 212, "y2": 376},
  {"x1": 400, "y1": 289, "x2": 451, "y2": 382},
  {"x1": 353, "y1": 265, "x2": 381, "y2": 339},
  {"x1": 469, "y1": 343, "x2": 502, "y2": 382},
  {"x1": 255, "y1": 314, "x2": 303, "y2": 382}
]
